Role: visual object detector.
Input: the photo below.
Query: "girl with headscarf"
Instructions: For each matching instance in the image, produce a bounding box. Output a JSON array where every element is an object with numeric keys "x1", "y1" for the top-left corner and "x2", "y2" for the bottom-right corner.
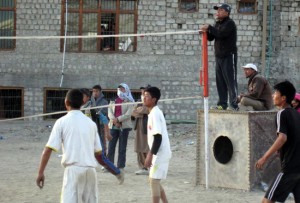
[{"x1": 107, "y1": 83, "x2": 134, "y2": 173}]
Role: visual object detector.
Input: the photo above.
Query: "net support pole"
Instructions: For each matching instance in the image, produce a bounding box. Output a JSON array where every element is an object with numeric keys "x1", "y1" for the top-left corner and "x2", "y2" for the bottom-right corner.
[
  {"x1": 60, "y1": 0, "x2": 68, "y2": 87},
  {"x1": 201, "y1": 32, "x2": 209, "y2": 189}
]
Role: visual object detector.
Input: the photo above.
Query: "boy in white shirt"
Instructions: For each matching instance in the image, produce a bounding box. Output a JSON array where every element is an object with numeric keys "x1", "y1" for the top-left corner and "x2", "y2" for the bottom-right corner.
[
  {"x1": 143, "y1": 86, "x2": 172, "y2": 203},
  {"x1": 36, "y1": 89, "x2": 111, "y2": 203}
]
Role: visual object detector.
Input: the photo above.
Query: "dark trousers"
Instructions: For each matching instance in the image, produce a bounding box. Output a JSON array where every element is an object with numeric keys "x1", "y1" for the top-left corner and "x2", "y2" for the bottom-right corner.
[
  {"x1": 95, "y1": 123, "x2": 120, "y2": 175},
  {"x1": 215, "y1": 53, "x2": 238, "y2": 109},
  {"x1": 108, "y1": 128, "x2": 130, "y2": 169}
]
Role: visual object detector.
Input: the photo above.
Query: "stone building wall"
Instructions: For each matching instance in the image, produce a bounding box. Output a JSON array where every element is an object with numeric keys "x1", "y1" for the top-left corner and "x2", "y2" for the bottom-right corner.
[{"x1": 0, "y1": 0, "x2": 299, "y2": 121}]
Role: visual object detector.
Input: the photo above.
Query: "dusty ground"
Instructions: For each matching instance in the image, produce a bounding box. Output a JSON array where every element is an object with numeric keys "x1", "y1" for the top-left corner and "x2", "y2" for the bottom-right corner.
[{"x1": 0, "y1": 120, "x2": 294, "y2": 203}]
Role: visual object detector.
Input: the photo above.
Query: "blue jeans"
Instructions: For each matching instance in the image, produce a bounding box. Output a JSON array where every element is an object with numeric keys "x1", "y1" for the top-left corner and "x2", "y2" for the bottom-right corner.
[{"x1": 108, "y1": 128, "x2": 131, "y2": 168}]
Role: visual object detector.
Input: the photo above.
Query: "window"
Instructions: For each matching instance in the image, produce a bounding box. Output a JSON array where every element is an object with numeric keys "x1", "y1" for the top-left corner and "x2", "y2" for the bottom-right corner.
[
  {"x1": 103, "y1": 89, "x2": 140, "y2": 102},
  {"x1": 238, "y1": 0, "x2": 257, "y2": 14},
  {"x1": 61, "y1": 0, "x2": 138, "y2": 53},
  {"x1": 44, "y1": 89, "x2": 69, "y2": 119},
  {"x1": 0, "y1": 0, "x2": 16, "y2": 50},
  {"x1": 179, "y1": 0, "x2": 198, "y2": 12},
  {"x1": 0, "y1": 87, "x2": 23, "y2": 119},
  {"x1": 44, "y1": 88, "x2": 140, "y2": 119}
]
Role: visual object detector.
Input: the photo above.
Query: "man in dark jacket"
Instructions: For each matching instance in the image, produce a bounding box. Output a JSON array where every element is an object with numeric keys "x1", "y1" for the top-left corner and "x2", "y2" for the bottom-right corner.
[
  {"x1": 238, "y1": 63, "x2": 273, "y2": 111},
  {"x1": 91, "y1": 85, "x2": 109, "y2": 156},
  {"x1": 201, "y1": 3, "x2": 238, "y2": 110},
  {"x1": 91, "y1": 84, "x2": 108, "y2": 116}
]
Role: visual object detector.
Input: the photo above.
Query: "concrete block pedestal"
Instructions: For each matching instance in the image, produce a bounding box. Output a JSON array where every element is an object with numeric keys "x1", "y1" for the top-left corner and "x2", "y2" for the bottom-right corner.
[{"x1": 196, "y1": 110, "x2": 281, "y2": 190}]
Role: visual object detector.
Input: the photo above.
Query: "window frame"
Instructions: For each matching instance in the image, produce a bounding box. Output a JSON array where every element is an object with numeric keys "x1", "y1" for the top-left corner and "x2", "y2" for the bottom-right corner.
[
  {"x1": 60, "y1": 0, "x2": 138, "y2": 53},
  {"x1": 0, "y1": 0, "x2": 17, "y2": 50},
  {"x1": 179, "y1": 0, "x2": 199, "y2": 13},
  {"x1": 237, "y1": 0, "x2": 257, "y2": 14}
]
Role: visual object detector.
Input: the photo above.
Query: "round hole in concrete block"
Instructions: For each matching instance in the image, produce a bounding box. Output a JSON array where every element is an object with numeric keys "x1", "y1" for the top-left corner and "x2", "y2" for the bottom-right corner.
[{"x1": 213, "y1": 136, "x2": 233, "y2": 164}]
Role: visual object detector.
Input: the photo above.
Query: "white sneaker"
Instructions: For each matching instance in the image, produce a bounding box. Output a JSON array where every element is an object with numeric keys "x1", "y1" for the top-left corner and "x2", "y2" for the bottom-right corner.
[
  {"x1": 117, "y1": 169, "x2": 125, "y2": 185},
  {"x1": 101, "y1": 167, "x2": 108, "y2": 173},
  {"x1": 135, "y1": 169, "x2": 149, "y2": 175}
]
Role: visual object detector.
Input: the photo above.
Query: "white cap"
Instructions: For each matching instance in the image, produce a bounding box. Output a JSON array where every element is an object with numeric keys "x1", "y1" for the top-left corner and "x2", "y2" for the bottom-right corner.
[{"x1": 242, "y1": 63, "x2": 257, "y2": 71}]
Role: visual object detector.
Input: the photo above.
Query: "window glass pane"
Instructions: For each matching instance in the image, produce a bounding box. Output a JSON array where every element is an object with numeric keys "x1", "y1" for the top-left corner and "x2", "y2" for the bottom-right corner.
[
  {"x1": 45, "y1": 90, "x2": 68, "y2": 119},
  {"x1": 83, "y1": 0, "x2": 99, "y2": 9},
  {"x1": 100, "y1": 0, "x2": 116, "y2": 10},
  {"x1": 101, "y1": 13, "x2": 116, "y2": 51},
  {"x1": 0, "y1": 11, "x2": 14, "y2": 49},
  {"x1": 120, "y1": 0, "x2": 135, "y2": 10},
  {"x1": 0, "y1": 89, "x2": 22, "y2": 119},
  {"x1": 66, "y1": 13, "x2": 79, "y2": 52},
  {"x1": 118, "y1": 14, "x2": 134, "y2": 52},
  {"x1": 238, "y1": 1, "x2": 256, "y2": 13},
  {"x1": 0, "y1": 11, "x2": 14, "y2": 29},
  {"x1": 67, "y1": 0, "x2": 80, "y2": 9},
  {"x1": 82, "y1": 13, "x2": 98, "y2": 52},
  {"x1": 180, "y1": 0, "x2": 197, "y2": 12},
  {"x1": 0, "y1": 0, "x2": 14, "y2": 7}
]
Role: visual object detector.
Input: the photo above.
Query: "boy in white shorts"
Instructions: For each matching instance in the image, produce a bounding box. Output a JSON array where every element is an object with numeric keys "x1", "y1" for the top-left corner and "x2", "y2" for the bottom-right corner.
[
  {"x1": 36, "y1": 89, "x2": 103, "y2": 203},
  {"x1": 143, "y1": 86, "x2": 172, "y2": 203}
]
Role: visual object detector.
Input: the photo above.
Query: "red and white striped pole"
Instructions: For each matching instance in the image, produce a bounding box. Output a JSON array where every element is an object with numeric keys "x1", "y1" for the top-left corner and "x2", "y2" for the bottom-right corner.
[{"x1": 200, "y1": 31, "x2": 209, "y2": 189}]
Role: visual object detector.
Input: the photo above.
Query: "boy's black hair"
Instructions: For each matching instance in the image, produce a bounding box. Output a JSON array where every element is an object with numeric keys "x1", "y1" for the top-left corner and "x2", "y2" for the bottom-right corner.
[
  {"x1": 66, "y1": 89, "x2": 83, "y2": 109},
  {"x1": 80, "y1": 88, "x2": 91, "y2": 97},
  {"x1": 140, "y1": 84, "x2": 151, "y2": 90},
  {"x1": 92, "y1": 85, "x2": 102, "y2": 91},
  {"x1": 273, "y1": 80, "x2": 296, "y2": 104},
  {"x1": 145, "y1": 86, "x2": 161, "y2": 104}
]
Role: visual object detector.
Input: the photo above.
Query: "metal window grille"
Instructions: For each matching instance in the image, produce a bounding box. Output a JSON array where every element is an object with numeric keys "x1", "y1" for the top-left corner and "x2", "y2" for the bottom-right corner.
[
  {"x1": 0, "y1": 0, "x2": 16, "y2": 50},
  {"x1": 44, "y1": 88, "x2": 140, "y2": 119},
  {"x1": 0, "y1": 88, "x2": 23, "y2": 119},
  {"x1": 44, "y1": 89, "x2": 69, "y2": 119},
  {"x1": 238, "y1": 0, "x2": 257, "y2": 14},
  {"x1": 179, "y1": 0, "x2": 198, "y2": 12},
  {"x1": 61, "y1": 0, "x2": 138, "y2": 53}
]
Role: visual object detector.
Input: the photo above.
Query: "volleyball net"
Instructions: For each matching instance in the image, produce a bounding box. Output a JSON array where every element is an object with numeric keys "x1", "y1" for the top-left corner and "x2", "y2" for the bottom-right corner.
[{"x1": 0, "y1": 29, "x2": 209, "y2": 122}]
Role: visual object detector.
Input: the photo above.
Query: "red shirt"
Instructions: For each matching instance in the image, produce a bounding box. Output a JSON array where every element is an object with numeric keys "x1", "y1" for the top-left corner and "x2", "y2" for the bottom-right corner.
[{"x1": 114, "y1": 97, "x2": 123, "y2": 117}]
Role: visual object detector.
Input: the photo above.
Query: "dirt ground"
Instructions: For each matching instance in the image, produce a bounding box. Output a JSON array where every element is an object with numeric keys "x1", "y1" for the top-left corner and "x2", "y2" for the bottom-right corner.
[{"x1": 0, "y1": 120, "x2": 294, "y2": 203}]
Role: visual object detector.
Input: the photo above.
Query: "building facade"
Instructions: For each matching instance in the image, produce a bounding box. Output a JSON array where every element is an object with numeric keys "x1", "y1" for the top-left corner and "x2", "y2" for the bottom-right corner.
[{"x1": 0, "y1": 0, "x2": 299, "y2": 121}]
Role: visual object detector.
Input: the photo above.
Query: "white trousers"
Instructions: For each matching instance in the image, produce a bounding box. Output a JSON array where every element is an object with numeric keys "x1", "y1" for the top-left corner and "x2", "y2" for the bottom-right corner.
[{"x1": 61, "y1": 165, "x2": 98, "y2": 203}]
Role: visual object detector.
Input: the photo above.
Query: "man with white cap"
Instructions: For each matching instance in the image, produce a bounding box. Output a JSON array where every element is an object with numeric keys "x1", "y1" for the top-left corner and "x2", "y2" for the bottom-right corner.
[
  {"x1": 237, "y1": 63, "x2": 273, "y2": 111},
  {"x1": 200, "y1": 3, "x2": 239, "y2": 110}
]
